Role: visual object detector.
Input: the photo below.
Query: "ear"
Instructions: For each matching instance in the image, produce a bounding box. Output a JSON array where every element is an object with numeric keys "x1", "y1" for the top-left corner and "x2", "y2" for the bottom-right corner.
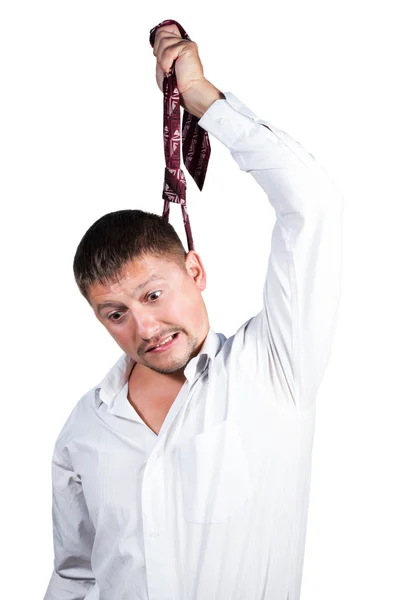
[{"x1": 184, "y1": 251, "x2": 207, "y2": 291}]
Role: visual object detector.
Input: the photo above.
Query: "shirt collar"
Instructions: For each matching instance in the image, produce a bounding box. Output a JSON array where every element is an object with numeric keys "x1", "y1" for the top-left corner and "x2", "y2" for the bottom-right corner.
[{"x1": 96, "y1": 326, "x2": 223, "y2": 409}]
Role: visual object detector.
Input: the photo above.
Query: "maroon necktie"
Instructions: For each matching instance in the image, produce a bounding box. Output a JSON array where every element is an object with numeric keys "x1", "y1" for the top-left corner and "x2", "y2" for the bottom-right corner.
[{"x1": 149, "y1": 19, "x2": 212, "y2": 252}]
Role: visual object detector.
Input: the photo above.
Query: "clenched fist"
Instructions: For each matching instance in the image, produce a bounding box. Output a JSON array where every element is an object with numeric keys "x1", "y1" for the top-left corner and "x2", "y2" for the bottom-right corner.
[{"x1": 151, "y1": 23, "x2": 224, "y2": 119}]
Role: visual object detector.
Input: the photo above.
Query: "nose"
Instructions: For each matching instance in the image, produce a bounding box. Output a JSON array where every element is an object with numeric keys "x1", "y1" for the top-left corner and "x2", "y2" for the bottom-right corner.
[{"x1": 132, "y1": 307, "x2": 160, "y2": 342}]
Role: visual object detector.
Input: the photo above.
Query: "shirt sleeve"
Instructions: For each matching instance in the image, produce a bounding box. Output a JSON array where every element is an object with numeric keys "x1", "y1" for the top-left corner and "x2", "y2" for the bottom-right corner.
[
  {"x1": 198, "y1": 92, "x2": 343, "y2": 410},
  {"x1": 43, "y1": 446, "x2": 97, "y2": 600}
]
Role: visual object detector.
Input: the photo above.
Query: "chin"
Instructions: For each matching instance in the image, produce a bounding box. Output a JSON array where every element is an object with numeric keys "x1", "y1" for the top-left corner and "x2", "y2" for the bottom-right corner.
[
  {"x1": 144, "y1": 347, "x2": 194, "y2": 375},
  {"x1": 145, "y1": 359, "x2": 188, "y2": 376}
]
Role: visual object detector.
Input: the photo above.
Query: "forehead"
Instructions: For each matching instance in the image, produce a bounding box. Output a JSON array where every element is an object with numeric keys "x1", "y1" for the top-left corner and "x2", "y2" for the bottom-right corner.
[
  {"x1": 87, "y1": 255, "x2": 179, "y2": 304},
  {"x1": 117, "y1": 255, "x2": 170, "y2": 280}
]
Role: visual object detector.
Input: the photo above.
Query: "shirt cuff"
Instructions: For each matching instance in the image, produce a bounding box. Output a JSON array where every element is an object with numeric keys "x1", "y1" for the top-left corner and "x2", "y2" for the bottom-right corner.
[{"x1": 198, "y1": 91, "x2": 276, "y2": 149}]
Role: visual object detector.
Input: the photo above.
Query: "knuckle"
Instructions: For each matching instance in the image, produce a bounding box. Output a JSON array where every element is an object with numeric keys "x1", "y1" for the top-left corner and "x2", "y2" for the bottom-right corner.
[
  {"x1": 170, "y1": 24, "x2": 181, "y2": 37},
  {"x1": 158, "y1": 37, "x2": 166, "y2": 49},
  {"x1": 157, "y1": 24, "x2": 180, "y2": 38},
  {"x1": 159, "y1": 58, "x2": 168, "y2": 72}
]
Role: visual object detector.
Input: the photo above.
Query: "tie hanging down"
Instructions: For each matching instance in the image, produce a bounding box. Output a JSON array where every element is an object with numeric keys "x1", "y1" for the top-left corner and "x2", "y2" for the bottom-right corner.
[{"x1": 149, "y1": 19, "x2": 213, "y2": 252}]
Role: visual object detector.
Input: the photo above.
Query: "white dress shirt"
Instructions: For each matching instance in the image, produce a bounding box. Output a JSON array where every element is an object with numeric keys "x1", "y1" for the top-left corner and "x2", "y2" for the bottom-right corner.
[{"x1": 44, "y1": 91, "x2": 343, "y2": 600}]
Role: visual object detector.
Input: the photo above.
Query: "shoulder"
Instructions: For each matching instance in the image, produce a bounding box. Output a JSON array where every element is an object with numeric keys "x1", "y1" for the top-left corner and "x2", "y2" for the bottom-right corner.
[{"x1": 52, "y1": 385, "x2": 98, "y2": 459}]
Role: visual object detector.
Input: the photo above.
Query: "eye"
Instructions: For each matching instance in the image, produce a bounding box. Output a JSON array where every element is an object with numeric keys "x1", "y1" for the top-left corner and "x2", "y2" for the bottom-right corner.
[
  {"x1": 107, "y1": 311, "x2": 125, "y2": 322},
  {"x1": 147, "y1": 290, "x2": 162, "y2": 302},
  {"x1": 106, "y1": 291, "x2": 162, "y2": 323}
]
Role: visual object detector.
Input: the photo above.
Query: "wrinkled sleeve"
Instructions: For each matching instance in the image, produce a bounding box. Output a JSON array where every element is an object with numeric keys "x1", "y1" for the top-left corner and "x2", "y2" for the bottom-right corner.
[
  {"x1": 43, "y1": 447, "x2": 97, "y2": 599},
  {"x1": 198, "y1": 93, "x2": 343, "y2": 410}
]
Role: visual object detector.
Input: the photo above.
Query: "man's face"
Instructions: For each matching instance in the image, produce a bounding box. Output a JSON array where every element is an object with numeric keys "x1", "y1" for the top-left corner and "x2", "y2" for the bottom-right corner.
[{"x1": 88, "y1": 251, "x2": 209, "y2": 376}]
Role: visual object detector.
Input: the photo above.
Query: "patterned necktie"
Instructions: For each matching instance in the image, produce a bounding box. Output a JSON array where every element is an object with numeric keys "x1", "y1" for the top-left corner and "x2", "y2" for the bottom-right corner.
[{"x1": 149, "y1": 19, "x2": 212, "y2": 252}]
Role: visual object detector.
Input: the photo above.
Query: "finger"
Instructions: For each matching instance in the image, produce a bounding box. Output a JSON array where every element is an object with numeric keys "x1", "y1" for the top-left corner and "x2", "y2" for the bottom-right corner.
[
  {"x1": 157, "y1": 40, "x2": 195, "y2": 76},
  {"x1": 155, "y1": 35, "x2": 187, "y2": 61},
  {"x1": 152, "y1": 24, "x2": 182, "y2": 56},
  {"x1": 153, "y1": 31, "x2": 182, "y2": 60}
]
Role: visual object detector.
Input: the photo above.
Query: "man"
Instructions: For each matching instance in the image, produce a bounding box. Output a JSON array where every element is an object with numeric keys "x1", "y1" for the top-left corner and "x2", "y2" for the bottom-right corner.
[{"x1": 44, "y1": 24, "x2": 343, "y2": 600}]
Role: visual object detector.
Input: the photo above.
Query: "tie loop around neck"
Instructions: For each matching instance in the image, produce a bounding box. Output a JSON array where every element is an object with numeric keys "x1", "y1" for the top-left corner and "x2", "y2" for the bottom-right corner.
[{"x1": 149, "y1": 19, "x2": 212, "y2": 252}]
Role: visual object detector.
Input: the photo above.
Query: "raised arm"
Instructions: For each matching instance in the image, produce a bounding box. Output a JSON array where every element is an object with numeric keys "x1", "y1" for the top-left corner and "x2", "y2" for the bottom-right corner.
[
  {"x1": 197, "y1": 92, "x2": 343, "y2": 410},
  {"x1": 43, "y1": 447, "x2": 96, "y2": 599},
  {"x1": 151, "y1": 27, "x2": 343, "y2": 409}
]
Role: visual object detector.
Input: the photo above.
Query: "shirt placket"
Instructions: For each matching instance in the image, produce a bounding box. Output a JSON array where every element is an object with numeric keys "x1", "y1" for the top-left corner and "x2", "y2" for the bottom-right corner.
[
  {"x1": 142, "y1": 442, "x2": 174, "y2": 600},
  {"x1": 141, "y1": 367, "x2": 208, "y2": 599}
]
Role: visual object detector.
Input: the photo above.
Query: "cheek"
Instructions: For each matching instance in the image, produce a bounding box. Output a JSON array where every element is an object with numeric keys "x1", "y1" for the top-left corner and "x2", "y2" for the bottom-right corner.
[
  {"x1": 108, "y1": 328, "x2": 128, "y2": 345},
  {"x1": 105, "y1": 321, "x2": 134, "y2": 344},
  {"x1": 174, "y1": 288, "x2": 203, "y2": 326}
]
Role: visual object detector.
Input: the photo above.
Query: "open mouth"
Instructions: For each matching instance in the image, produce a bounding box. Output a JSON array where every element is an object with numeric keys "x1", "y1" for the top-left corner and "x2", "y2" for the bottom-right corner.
[{"x1": 146, "y1": 332, "x2": 180, "y2": 353}]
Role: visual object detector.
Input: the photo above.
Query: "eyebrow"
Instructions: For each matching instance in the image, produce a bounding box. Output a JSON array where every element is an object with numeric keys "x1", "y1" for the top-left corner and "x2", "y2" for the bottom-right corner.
[{"x1": 96, "y1": 274, "x2": 164, "y2": 313}]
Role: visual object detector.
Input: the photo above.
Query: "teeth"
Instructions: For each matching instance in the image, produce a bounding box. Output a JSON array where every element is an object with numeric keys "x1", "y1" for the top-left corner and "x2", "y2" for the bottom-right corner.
[{"x1": 154, "y1": 334, "x2": 174, "y2": 348}]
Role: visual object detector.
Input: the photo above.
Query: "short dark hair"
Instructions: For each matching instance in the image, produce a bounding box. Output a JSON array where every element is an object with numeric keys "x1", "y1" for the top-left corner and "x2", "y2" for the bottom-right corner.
[{"x1": 73, "y1": 209, "x2": 188, "y2": 302}]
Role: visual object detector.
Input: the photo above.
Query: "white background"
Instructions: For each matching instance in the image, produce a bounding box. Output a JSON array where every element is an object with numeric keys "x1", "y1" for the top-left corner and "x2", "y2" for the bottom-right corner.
[{"x1": 1, "y1": 1, "x2": 399, "y2": 598}]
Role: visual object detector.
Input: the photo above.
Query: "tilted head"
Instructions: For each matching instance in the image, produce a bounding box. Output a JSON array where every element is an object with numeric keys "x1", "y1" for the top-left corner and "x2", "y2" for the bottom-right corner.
[{"x1": 73, "y1": 209, "x2": 209, "y2": 375}]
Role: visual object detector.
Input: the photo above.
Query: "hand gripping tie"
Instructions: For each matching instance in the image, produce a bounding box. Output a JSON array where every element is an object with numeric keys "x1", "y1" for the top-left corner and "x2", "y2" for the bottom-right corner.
[{"x1": 149, "y1": 19, "x2": 212, "y2": 252}]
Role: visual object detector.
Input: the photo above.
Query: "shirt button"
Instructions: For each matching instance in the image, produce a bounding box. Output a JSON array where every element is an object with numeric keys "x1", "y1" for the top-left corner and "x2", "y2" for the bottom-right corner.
[
  {"x1": 218, "y1": 118, "x2": 228, "y2": 125},
  {"x1": 149, "y1": 529, "x2": 160, "y2": 537},
  {"x1": 148, "y1": 454, "x2": 157, "y2": 462}
]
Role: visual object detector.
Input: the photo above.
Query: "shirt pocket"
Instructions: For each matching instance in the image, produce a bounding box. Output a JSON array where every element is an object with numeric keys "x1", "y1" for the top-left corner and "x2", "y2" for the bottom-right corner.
[{"x1": 178, "y1": 419, "x2": 253, "y2": 524}]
